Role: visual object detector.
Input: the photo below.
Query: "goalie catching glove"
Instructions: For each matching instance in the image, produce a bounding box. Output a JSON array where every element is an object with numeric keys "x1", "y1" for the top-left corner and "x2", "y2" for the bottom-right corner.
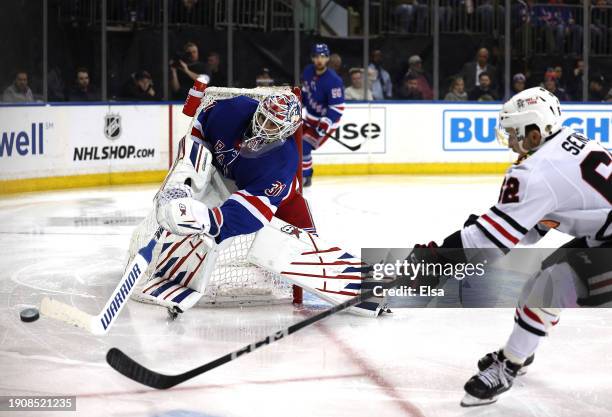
[{"x1": 155, "y1": 186, "x2": 222, "y2": 237}]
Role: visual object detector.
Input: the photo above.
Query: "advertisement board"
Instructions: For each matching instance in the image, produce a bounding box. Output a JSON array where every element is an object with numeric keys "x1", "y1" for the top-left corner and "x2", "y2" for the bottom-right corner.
[
  {"x1": 0, "y1": 104, "x2": 169, "y2": 182},
  {"x1": 1, "y1": 102, "x2": 609, "y2": 192}
]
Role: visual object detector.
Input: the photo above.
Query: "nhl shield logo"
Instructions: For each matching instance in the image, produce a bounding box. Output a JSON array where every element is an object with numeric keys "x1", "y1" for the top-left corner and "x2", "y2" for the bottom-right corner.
[{"x1": 104, "y1": 113, "x2": 122, "y2": 140}]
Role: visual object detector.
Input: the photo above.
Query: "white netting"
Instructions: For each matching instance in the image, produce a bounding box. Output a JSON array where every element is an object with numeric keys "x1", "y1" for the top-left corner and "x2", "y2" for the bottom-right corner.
[
  {"x1": 128, "y1": 86, "x2": 299, "y2": 307},
  {"x1": 199, "y1": 233, "x2": 294, "y2": 307}
]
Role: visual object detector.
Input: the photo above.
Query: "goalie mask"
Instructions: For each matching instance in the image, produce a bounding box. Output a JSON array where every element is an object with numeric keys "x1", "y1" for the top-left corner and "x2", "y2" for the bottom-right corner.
[
  {"x1": 242, "y1": 92, "x2": 302, "y2": 158},
  {"x1": 496, "y1": 87, "x2": 562, "y2": 153}
]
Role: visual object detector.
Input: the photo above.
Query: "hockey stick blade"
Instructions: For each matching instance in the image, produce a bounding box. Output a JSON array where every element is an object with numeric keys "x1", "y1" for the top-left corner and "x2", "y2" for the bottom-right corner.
[
  {"x1": 106, "y1": 278, "x2": 396, "y2": 389},
  {"x1": 41, "y1": 227, "x2": 164, "y2": 335},
  {"x1": 330, "y1": 136, "x2": 362, "y2": 151}
]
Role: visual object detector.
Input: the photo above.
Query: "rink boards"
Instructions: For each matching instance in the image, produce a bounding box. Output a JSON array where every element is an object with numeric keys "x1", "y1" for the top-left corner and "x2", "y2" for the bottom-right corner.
[{"x1": 1, "y1": 101, "x2": 610, "y2": 194}]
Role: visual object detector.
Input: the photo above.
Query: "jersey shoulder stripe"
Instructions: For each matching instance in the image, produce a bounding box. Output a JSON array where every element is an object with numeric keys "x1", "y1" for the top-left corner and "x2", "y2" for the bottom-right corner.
[
  {"x1": 474, "y1": 221, "x2": 510, "y2": 252},
  {"x1": 480, "y1": 214, "x2": 519, "y2": 244},
  {"x1": 490, "y1": 206, "x2": 529, "y2": 234}
]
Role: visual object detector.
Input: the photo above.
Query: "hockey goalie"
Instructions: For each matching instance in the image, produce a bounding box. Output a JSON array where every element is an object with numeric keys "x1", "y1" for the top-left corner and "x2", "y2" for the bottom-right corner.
[{"x1": 125, "y1": 88, "x2": 386, "y2": 317}]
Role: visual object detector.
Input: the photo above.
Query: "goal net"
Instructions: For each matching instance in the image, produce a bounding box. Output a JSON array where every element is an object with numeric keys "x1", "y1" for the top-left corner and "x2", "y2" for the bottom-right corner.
[{"x1": 128, "y1": 85, "x2": 303, "y2": 307}]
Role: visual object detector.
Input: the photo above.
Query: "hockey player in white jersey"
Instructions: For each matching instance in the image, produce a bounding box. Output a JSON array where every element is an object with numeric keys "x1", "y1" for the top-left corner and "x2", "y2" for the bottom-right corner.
[{"x1": 411, "y1": 87, "x2": 611, "y2": 406}]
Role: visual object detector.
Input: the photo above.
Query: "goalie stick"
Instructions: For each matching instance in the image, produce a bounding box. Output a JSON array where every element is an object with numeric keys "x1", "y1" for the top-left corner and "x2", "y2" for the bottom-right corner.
[
  {"x1": 106, "y1": 278, "x2": 395, "y2": 389},
  {"x1": 40, "y1": 227, "x2": 164, "y2": 335}
]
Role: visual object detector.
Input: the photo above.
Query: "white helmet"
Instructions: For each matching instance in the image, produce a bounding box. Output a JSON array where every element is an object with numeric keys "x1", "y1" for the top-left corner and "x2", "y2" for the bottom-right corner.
[
  {"x1": 497, "y1": 87, "x2": 562, "y2": 150},
  {"x1": 242, "y1": 92, "x2": 302, "y2": 157}
]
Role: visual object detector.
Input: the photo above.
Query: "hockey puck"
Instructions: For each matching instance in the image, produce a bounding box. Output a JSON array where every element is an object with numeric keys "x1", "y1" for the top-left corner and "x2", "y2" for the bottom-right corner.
[{"x1": 20, "y1": 307, "x2": 40, "y2": 323}]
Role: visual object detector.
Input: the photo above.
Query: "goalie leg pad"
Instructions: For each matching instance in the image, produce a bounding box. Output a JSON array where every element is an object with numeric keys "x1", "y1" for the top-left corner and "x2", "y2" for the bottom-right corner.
[
  {"x1": 247, "y1": 218, "x2": 387, "y2": 317},
  {"x1": 131, "y1": 232, "x2": 208, "y2": 311}
]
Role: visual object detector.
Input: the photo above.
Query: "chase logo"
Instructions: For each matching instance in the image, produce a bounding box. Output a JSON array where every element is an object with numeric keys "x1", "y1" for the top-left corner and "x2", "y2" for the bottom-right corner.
[{"x1": 443, "y1": 109, "x2": 504, "y2": 151}]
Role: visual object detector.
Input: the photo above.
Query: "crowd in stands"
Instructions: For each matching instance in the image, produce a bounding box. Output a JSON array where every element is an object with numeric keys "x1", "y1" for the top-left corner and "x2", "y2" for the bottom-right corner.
[
  {"x1": 337, "y1": 46, "x2": 611, "y2": 102},
  {"x1": 1, "y1": 42, "x2": 226, "y2": 103},
  {"x1": 3, "y1": 42, "x2": 611, "y2": 103}
]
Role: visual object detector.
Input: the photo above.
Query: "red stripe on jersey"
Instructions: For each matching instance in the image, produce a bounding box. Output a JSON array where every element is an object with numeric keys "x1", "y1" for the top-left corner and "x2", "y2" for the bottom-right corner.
[
  {"x1": 481, "y1": 214, "x2": 519, "y2": 244},
  {"x1": 522, "y1": 306, "x2": 544, "y2": 324},
  {"x1": 191, "y1": 127, "x2": 203, "y2": 139},
  {"x1": 212, "y1": 207, "x2": 223, "y2": 226},
  {"x1": 591, "y1": 278, "x2": 612, "y2": 290},
  {"x1": 235, "y1": 192, "x2": 274, "y2": 221},
  {"x1": 195, "y1": 144, "x2": 205, "y2": 172}
]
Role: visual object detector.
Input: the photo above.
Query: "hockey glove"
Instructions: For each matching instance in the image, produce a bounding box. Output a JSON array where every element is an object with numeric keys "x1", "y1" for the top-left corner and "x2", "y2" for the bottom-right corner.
[{"x1": 315, "y1": 117, "x2": 333, "y2": 138}]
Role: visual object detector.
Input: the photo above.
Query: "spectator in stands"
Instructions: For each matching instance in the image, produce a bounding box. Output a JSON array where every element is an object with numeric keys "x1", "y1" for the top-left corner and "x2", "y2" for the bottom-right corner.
[
  {"x1": 505, "y1": 73, "x2": 527, "y2": 100},
  {"x1": 369, "y1": 49, "x2": 392, "y2": 100},
  {"x1": 170, "y1": 41, "x2": 207, "y2": 100},
  {"x1": 405, "y1": 55, "x2": 432, "y2": 99},
  {"x1": 589, "y1": 75, "x2": 606, "y2": 102},
  {"x1": 592, "y1": 0, "x2": 612, "y2": 54},
  {"x1": 170, "y1": 0, "x2": 204, "y2": 25},
  {"x1": 468, "y1": 72, "x2": 497, "y2": 101},
  {"x1": 115, "y1": 0, "x2": 150, "y2": 24},
  {"x1": 66, "y1": 67, "x2": 99, "y2": 101},
  {"x1": 2, "y1": 71, "x2": 34, "y2": 102},
  {"x1": 544, "y1": 75, "x2": 569, "y2": 101},
  {"x1": 567, "y1": 59, "x2": 584, "y2": 101},
  {"x1": 444, "y1": 76, "x2": 467, "y2": 101},
  {"x1": 396, "y1": 72, "x2": 424, "y2": 100},
  {"x1": 121, "y1": 70, "x2": 158, "y2": 101},
  {"x1": 205, "y1": 51, "x2": 226, "y2": 87},
  {"x1": 255, "y1": 68, "x2": 274, "y2": 87},
  {"x1": 460, "y1": 47, "x2": 497, "y2": 95},
  {"x1": 394, "y1": 0, "x2": 428, "y2": 33},
  {"x1": 345, "y1": 68, "x2": 373, "y2": 101},
  {"x1": 476, "y1": 0, "x2": 505, "y2": 34},
  {"x1": 328, "y1": 53, "x2": 348, "y2": 85},
  {"x1": 47, "y1": 66, "x2": 65, "y2": 101},
  {"x1": 605, "y1": 88, "x2": 612, "y2": 102},
  {"x1": 533, "y1": 1, "x2": 582, "y2": 54}
]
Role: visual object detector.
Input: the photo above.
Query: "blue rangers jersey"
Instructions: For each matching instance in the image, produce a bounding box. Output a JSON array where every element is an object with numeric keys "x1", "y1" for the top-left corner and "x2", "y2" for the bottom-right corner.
[
  {"x1": 190, "y1": 96, "x2": 299, "y2": 242},
  {"x1": 301, "y1": 64, "x2": 345, "y2": 132}
]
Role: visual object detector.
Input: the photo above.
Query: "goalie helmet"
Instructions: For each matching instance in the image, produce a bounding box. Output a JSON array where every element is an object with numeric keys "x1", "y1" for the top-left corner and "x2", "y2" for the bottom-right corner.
[
  {"x1": 497, "y1": 87, "x2": 562, "y2": 151},
  {"x1": 242, "y1": 92, "x2": 302, "y2": 157}
]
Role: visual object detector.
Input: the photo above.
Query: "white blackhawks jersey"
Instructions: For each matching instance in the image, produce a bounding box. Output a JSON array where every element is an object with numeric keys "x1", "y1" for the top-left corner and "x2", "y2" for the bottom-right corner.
[{"x1": 462, "y1": 127, "x2": 612, "y2": 250}]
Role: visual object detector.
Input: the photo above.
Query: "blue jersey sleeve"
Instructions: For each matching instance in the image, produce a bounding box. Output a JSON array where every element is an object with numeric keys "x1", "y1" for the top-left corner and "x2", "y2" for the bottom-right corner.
[
  {"x1": 208, "y1": 143, "x2": 299, "y2": 242},
  {"x1": 325, "y1": 76, "x2": 345, "y2": 127}
]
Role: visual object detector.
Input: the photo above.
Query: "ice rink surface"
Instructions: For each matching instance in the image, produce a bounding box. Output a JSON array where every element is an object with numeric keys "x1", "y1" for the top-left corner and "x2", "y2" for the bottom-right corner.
[{"x1": 1, "y1": 175, "x2": 611, "y2": 417}]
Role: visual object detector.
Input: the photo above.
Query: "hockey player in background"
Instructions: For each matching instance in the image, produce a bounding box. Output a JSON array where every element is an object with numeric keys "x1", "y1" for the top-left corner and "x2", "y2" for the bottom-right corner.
[
  {"x1": 301, "y1": 43, "x2": 345, "y2": 187},
  {"x1": 128, "y1": 91, "x2": 317, "y2": 311},
  {"x1": 411, "y1": 87, "x2": 611, "y2": 406}
]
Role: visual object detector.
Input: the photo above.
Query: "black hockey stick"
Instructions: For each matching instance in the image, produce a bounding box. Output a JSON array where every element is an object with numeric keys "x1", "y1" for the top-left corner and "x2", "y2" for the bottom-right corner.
[
  {"x1": 329, "y1": 135, "x2": 362, "y2": 151},
  {"x1": 106, "y1": 278, "x2": 395, "y2": 389}
]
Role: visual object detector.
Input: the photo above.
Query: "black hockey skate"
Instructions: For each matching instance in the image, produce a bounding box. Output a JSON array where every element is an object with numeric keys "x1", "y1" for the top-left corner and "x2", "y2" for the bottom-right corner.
[
  {"x1": 478, "y1": 350, "x2": 534, "y2": 376},
  {"x1": 461, "y1": 350, "x2": 522, "y2": 407}
]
